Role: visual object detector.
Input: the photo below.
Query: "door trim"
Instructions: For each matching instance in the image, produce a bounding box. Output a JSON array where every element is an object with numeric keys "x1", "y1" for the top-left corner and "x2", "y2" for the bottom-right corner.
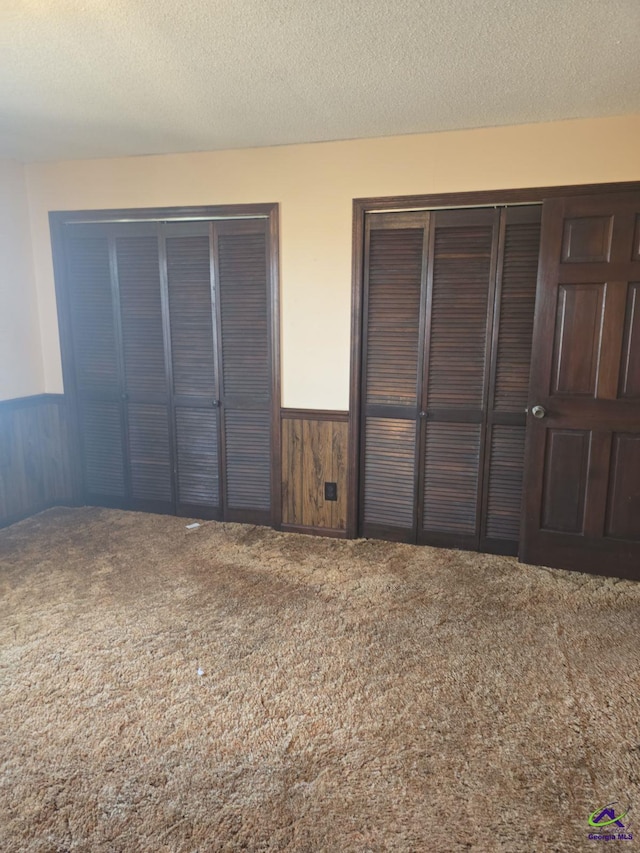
[
  {"x1": 50, "y1": 202, "x2": 282, "y2": 527},
  {"x1": 348, "y1": 181, "x2": 640, "y2": 539}
]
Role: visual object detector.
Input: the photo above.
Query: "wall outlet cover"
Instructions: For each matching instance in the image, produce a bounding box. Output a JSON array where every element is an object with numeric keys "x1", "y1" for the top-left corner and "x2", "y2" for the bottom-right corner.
[{"x1": 324, "y1": 482, "x2": 337, "y2": 501}]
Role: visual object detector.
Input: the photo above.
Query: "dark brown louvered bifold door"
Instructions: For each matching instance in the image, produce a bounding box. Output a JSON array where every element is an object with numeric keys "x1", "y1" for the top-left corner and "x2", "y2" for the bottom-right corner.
[
  {"x1": 60, "y1": 214, "x2": 277, "y2": 524},
  {"x1": 481, "y1": 206, "x2": 541, "y2": 553},
  {"x1": 215, "y1": 219, "x2": 273, "y2": 525},
  {"x1": 419, "y1": 208, "x2": 500, "y2": 549},
  {"x1": 164, "y1": 222, "x2": 221, "y2": 519},
  {"x1": 360, "y1": 213, "x2": 429, "y2": 542},
  {"x1": 359, "y1": 205, "x2": 542, "y2": 554},
  {"x1": 64, "y1": 224, "x2": 127, "y2": 505},
  {"x1": 114, "y1": 224, "x2": 174, "y2": 514}
]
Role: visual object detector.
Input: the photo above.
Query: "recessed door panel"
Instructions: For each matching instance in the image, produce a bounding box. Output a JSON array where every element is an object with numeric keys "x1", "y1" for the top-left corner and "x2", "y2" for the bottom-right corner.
[
  {"x1": 551, "y1": 284, "x2": 604, "y2": 396},
  {"x1": 541, "y1": 429, "x2": 590, "y2": 534},
  {"x1": 619, "y1": 283, "x2": 640, "y2": 398},
  {"x1": 632, "y1": 215, "x2": 640, "y2": 261},
  {"x1": 560, "y1": 215, "x2": 613, "y2": 263},
  {"x1": 606, "y1": 433, "x2": 640, "y2": 540}
]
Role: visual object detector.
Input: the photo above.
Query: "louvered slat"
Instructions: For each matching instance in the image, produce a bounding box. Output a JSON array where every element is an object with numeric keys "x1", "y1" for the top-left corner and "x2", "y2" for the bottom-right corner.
[
  {"x1": 427, "y1": 224, "x2": 493, "y2": 408},
  {"x1": 116, "y1": 235, "x2": 166, "y2": 397},
  {"x1": 79, "y1": 400, "x2": 125, "y2": 497},
  {"x1": 218, "y1": 231, "x2": 270, "y2": 400},
  {"x1": 167, "y1": 235, "x2": 216, "y2": 398},
  {"x1": 127, "y1": 403, "x2": 172, "y2": 501},
  {"x1": 365, "y1": 228, "x2": 423, "y2": 406},
  {"x1": 65, "y1": 230, "x2": 118, "y2": 393},
  {"x1": 423, "y1": 422, "x2": 481, "y2": 534},
  {"x1": 224, "y1": 410, "x2": 271, "y2": 511},
  {"x1": 485, "y1": 425, "x2": 526, "y2": 540},
  {"x1": 493, "y1": 219, "x2": 541, "y2": 412},
  {"x1": 175, "y1": 409, "x2": 219, "y2": 506},
  {"x1": 363, "y1": 417, "x2": 416, "y2": 530}
]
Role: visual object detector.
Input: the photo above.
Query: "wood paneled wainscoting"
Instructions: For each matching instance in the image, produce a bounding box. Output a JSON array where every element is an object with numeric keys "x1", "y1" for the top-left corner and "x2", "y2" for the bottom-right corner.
[
  {"x1": 0, "y1": 395, "x2": 76, "y2": 527},
  {"x1": 281, "y1": 409, "x2": 348, "y2": 537}
]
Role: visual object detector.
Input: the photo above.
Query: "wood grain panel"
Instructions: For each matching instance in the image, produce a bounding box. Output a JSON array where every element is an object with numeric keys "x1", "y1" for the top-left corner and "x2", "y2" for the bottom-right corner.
[
  {"x1": 302, "y1": 419, "x2": 333, "y2": 528},
  {"x1": 281, "y1": 418, "x2": 303, "y2": 526},
  {"x1": 606, "y1": 433, "x2": 640, "y2": 540},
  {"x1": 281, "y1": 413, "x2": 348, "y2": 532},
  {"x1": 0, "y1": 396, "x2": 75, "y2": 527},
  {"x1": 331, "y1": 421, "x2": 348, "y2": 530}
]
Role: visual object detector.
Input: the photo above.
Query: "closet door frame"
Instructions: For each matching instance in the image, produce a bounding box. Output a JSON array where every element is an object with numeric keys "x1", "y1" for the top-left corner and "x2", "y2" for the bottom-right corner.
[
  {"x1": 50, "y1": 202, "x2": 282, "y2": 527},
  {"x1": 348, "y1": 181, "x2": 640, "y2": 542}
]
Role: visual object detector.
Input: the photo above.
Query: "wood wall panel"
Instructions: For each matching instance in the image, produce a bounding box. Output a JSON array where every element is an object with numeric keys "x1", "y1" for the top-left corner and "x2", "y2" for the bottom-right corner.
[
  {"x1": 0, "y1": 395, "x2": 76, "y2": 527},
  {"x1": 281, "y1": 411, "x2": 348, "y2": 534}
]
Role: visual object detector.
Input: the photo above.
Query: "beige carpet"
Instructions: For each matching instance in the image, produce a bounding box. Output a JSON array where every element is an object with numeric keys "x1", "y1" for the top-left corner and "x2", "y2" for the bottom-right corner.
[{"x1": 0, "y1": 508, "x2": 638, "y2": 852}]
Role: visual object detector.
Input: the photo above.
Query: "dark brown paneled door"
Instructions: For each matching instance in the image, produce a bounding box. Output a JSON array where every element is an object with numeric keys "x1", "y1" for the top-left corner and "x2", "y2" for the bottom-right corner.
[{"x1": 521, "y1": 192, "x2": 640, "y2": 579}]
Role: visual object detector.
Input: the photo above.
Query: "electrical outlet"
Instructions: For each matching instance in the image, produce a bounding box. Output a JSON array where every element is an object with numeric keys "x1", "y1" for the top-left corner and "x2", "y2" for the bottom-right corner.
[{"x1": 324, "y1": 482, "x2": 337, "y2": 501}]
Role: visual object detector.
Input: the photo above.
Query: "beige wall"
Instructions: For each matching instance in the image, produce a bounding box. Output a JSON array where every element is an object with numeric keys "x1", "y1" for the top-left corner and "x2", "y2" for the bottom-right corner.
[
  {"x1": 0, "y1": 159, "x2": 43, "y2": 400},
  {"x1": 24, "y1": 114, "x2": 640, "y2": 409}
]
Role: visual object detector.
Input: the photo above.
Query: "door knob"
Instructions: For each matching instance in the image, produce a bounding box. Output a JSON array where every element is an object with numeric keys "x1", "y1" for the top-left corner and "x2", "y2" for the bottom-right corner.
[{"x1": 531, "y1": 405, "x2": 546, "y2": 419}]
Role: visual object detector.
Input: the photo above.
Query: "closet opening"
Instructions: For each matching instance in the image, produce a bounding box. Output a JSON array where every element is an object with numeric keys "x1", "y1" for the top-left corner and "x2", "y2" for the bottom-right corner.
[{"x1": 348, "y1": 182, "x2": 640, "y2": 577}]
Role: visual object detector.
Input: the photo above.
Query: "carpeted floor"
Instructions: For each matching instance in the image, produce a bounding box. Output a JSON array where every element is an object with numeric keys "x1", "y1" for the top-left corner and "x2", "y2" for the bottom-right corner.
[{"x1": 0, "y1": 508, "x2": 638, "y2": 852}]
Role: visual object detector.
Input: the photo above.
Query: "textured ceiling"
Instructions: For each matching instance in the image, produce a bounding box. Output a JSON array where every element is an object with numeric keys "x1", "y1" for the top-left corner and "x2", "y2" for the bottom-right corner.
[{"x1": 1, "y1": 0, "x2": 639, "y2": 162}]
